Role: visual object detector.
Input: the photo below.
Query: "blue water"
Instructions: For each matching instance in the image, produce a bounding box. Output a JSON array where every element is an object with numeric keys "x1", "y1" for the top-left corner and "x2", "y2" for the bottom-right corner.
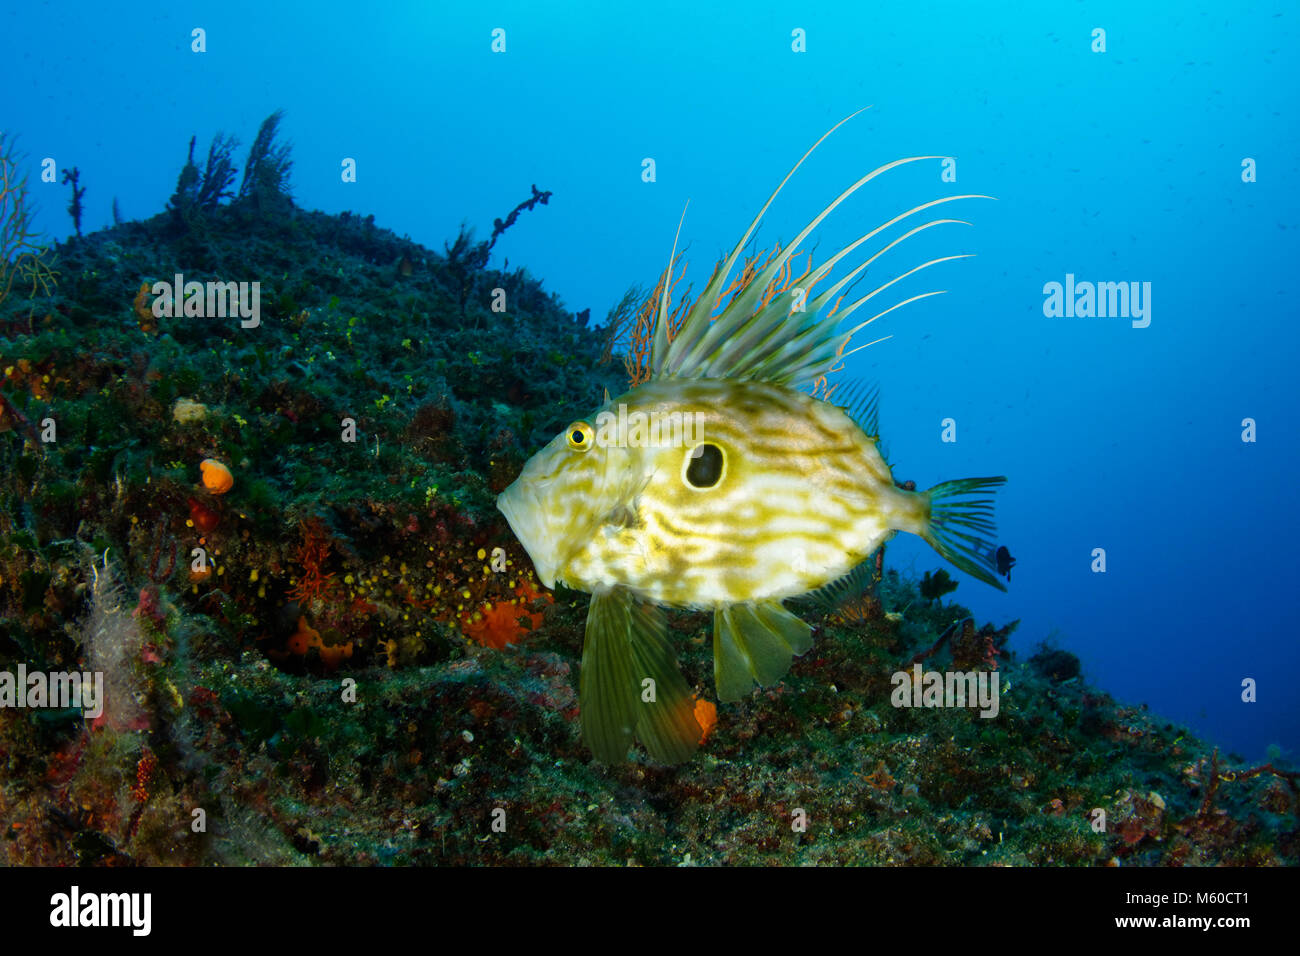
[{"x1": 4, "y1": 0, "x2": 1296, "y2": 760}]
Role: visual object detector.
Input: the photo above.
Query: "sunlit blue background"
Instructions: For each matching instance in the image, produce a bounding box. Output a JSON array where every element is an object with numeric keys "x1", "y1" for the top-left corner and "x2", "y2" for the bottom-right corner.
[{"x1": 3, "y1": 0, "x2": 1296, "y2": 760}]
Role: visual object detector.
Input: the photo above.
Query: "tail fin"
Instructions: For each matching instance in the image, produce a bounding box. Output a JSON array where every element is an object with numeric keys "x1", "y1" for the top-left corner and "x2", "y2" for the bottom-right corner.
[{"x1": 919, "y1": 477, "x2": 1007, "y2": 591}]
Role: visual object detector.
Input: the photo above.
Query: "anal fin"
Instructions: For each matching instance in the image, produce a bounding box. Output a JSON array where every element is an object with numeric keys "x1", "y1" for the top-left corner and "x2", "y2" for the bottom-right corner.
[{"x1": 713, "y1": 602, "x2": 815, "y2": 702}]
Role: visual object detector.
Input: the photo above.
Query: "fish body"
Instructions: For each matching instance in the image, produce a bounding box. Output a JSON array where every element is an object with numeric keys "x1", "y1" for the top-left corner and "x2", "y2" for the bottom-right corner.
[
  {"x1": 501, "y1": 377, "x2": 919, "y2": 608},
  {"x1": 996, "y1": 545, "x2": 1016, "y2": 581},
  {"x1": 497, "y1": 109, "x2": 1007, "y2": 764}
]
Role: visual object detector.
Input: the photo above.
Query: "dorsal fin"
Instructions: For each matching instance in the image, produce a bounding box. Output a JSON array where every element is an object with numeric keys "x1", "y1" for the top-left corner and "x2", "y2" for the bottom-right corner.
[
  {"x1": 829, "y1": 379, "x2": 880, "y2": 438},
  {"x1": 821, "y1": 379, "x2": 892, "y2": 466},
  {"x1": 650, "y1": 109, "x2": 991, "y2": 388}
]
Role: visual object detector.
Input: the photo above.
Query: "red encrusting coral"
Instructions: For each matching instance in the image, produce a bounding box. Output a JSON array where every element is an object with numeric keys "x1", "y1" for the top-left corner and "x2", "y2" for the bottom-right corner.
[{"x1": 459, "y1": 577, "x2": 552, "y2": 650}]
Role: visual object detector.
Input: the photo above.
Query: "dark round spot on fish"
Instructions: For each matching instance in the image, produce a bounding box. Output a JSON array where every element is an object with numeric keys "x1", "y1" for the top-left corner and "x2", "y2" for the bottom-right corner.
[{"x1": 685, "y1": 443, "x2": 724, "y2": 488}]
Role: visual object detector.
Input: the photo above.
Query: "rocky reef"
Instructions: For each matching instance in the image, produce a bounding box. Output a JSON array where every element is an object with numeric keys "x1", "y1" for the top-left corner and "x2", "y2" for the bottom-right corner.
[{"x1": 0, "y1": 123, "x2": 1295, "y2": 865}]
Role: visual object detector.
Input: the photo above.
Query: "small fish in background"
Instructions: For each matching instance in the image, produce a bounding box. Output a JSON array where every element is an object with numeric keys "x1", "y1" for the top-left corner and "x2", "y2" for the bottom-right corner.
[
  {"x1": 996, "y1": 545, "x2": 1016, "y2": 582},
  {"x1": 498, "y1": 109, "x2": 1007, "y2": 764}
]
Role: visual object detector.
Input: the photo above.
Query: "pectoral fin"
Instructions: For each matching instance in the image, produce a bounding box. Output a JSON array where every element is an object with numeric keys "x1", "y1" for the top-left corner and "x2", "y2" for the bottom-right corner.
[
  {"x1": 713, "y1": 602, "x2": 814, "y2": 702},
  {"x1": 580, "y1": 588, "x2": 700, "y2": 765}
]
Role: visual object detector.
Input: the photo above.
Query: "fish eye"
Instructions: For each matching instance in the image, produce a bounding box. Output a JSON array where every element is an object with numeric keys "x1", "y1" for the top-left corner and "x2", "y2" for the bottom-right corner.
[
  {"x1": 566, "y1": 421, "x2": 595, "y2": 452},
  {"x1": 683, "y1": 442, "x2": 725, "y2": 489}
]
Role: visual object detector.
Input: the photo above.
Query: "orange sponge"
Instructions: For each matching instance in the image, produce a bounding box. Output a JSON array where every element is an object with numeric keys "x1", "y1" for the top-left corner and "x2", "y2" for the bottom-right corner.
[{"x1": 200, "y1": 458, "x2": 234, "y2": 495}]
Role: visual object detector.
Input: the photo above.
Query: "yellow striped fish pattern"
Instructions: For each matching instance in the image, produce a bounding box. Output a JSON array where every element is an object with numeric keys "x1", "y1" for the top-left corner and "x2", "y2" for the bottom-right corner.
[
  {"x1": 496, "y1": 108, "x2": 1006, "y2": 765},
  {"x1": 560, "y1": 379, "x2": 925, "y2": 607}
]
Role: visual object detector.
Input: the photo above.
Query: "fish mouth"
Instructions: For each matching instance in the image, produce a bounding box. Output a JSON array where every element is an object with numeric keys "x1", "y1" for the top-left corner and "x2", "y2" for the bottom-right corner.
[{"x1": 496, "y1": 484, "x2": 558, "y2": 590}]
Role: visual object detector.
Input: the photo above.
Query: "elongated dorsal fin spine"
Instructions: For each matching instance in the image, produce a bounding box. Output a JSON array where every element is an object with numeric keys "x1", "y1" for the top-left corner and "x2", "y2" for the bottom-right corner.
[
  {"x1": 650, "y1": 107, "x2": 994, "y2": 389},
  {"x1": 650, "y1": 201, "x2": 690, "y2": 378}
]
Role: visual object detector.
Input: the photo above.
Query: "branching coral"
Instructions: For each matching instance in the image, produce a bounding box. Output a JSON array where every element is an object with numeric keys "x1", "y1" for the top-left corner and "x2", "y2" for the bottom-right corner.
[
  {"x1": 0, "y1": 132, "x2": 58, "y2": 313},
  {"x1": 238, "y1": 109, "x2": 293, "y2": 209},
  {"x1": 167, "y1": 131, "x2": 240, "y2": 230},
  {"x1": 197, "y1": 133, "x2": 239, "y2": 209},
  {"x1": 711, "y1": 240, "x2": 816, "y2": 319},
  {"x1": 486, "y1": 184, "x2": 552, "y2": 254},
  {"x1": 60, "y1": 167, "x2": 85, "y2": 236},
  {"x1": 439, "y1": 185, "x2": 552, "y2": 317},
  {"x1": 286, "y1": 516, "x2": 337, "y2": 610},
  {"x1": 605, "y1": 240, "x2": 820, "y2": 390},
  {"x1": 605, "y1": 254, "x2": 692, "y2": 388},
  {"x1": 1191, "y1": 748, "x2": 1300, "y2": 820},
  {"x1": 132, "y1": 282, "x2": 156, "y2": 333},
  {"x1": 919, "y1": 568, "x2": 959, "y2": 603},
  {"x1": 909, "y1": 617, "x2": 1014, "y2": 671},
  {"x1": 598, "y1": 285, "x2": 644, "y2": 368}
]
